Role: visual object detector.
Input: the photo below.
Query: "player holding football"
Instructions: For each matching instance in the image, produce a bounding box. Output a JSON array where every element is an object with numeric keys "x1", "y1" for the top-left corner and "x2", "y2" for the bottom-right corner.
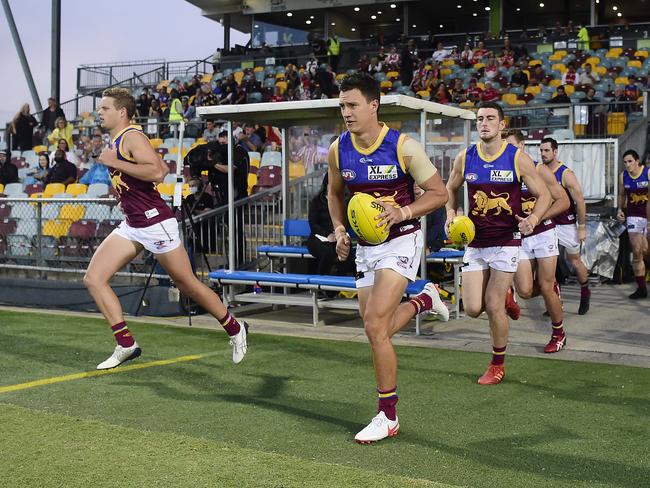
[
  {"x1": 446, "y1": 103, "x2": 551, "y2": 385},
  {"x1": 85, "y1": 87, "x2": 247, "y2": 369},
  {"x1": 328, "y1": 73, "x2": 449, "y2": 443}
]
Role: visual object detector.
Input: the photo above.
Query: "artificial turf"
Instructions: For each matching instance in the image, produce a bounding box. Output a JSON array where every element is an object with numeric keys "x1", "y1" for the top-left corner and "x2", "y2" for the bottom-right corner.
[{"x1": 0, "y1": 310, "x2": 648, "y2": 488}]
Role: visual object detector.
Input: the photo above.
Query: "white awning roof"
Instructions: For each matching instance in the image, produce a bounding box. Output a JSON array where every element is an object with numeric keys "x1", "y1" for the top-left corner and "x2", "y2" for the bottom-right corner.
[{"x1": 196, "y1": 95, "x2": 475, "y2": 127}]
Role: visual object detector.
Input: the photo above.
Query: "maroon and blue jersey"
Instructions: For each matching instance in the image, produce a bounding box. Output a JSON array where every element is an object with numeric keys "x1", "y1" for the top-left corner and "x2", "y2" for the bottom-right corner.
[
  {"x1": 337, "y1": 124, "x2": 419, "y2": 246},
  {"x1": 463, "y1": 141, "x2": 522, "y2": 248},
  {"x1": 551, "y1": 163, "x2": 577, "y2": 226},
  {"x1": 623, "y1": 166, "x2": 649, "y2": 218},
  {"x1": 111, "y1": 125, "x2": 174, "y2": 228},
  {"x1": 521, "y1": 160, "x2": 555, "y2": 237}
]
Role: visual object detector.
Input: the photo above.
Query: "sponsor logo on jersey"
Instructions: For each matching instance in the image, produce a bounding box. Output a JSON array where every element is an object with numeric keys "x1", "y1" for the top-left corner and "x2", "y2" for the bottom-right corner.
[
  {"x1": 490, "y1": 169, "x2": 514, "y2": 182},
  {"x1": 483, "y1": 163, "x2": 494, "y2": 169},
  {"x1": 368, "y1": 165, "x2": 398, "y2": 180},
  {"x1": 638, "y1": 181, "x2": 648, "y2": 188},
  {"x1": 466, "y1": 172, "x2": 478, "y2": 182},
  {"x1": 341, "y1": 169, "x2": 356, "y2": 181},
  {"x1": 359, "y1": 157, "x2": 373, "y2": 164}
]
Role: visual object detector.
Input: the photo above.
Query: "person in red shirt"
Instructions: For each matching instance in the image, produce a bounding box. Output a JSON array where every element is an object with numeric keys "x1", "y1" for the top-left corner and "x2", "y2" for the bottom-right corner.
[
  {"x1": 561, "y1": 63, "x2": 577, "y2": 86},
  {"x1": 481, "y1": 81, "x2": 501, "y2": 102},
  {"x1": 466, "y1": 79, "x2": 484, "y2": 103},
  {"x1": 269, "y1": 86, "x2": 286, "y2": 102},
  {"x1": 472, "y1": 41, "x2": 489, "y2": 64}
]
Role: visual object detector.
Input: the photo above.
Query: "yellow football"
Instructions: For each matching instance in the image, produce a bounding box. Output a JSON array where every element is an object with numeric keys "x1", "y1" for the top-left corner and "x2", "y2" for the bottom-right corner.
[
  {"x1": 347, "y1": 192, "x2": 389, "y2": 245},
  {"x1": 448, "y1": 215, "x2": 475, "y2": 246}
]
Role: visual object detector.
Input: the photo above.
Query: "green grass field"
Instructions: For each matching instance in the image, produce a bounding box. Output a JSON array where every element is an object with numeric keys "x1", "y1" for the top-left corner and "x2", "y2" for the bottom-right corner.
[{"x1": 1, "y1": 310, "x2": 648, "y2": 488}]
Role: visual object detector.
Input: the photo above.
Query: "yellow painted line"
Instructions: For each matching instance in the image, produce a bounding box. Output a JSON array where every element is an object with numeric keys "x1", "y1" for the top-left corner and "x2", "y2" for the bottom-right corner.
[{"x1": 0, "y1": 353, "x2": 214, "y2": 394}]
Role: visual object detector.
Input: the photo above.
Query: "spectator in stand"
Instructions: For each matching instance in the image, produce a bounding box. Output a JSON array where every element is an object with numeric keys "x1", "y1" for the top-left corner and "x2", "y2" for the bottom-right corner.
[
  {"x1": 136, "y1": 93, "x2": 150, "y2": 118},
  {"x1": 561, "y1": 62, "x2": 577, "y2": 86},
  {"x1": 50, "y1": 138, "x2": 79, "y2": 167},
  {"x1": 400, "y1": 39, "x2": 418, "y2": 87},
  {"x1": 432, "y1": 83, "x2": 451, "y2": 104},
  {"x1": 578, "y1": 87, "x2": 601, "y2": 136},
  {"x1": 578, "y1": 63, "x2": 600, "y2": 86},
  {"x1": 236, "y1": 123, "x2": 262, "y2": 152},
  {"x1": 357, "y1": 54, "x2": 370, "y2": 73},
  {"x1": 40, "y1": 97, "x2": 65, "y2": 134},
  {"x1": 197, "y1": 83, "x2": 220, "y2": 106},
  {"x1": 233, "y1": 84, "x2": 246, "y2": 104},
  {"x1": 269, "y1": 86, "x2": 286, "y2": 103},
  {"x1": 10, "y1": 104, "x2": 38, "y2": 151},
  {"x1": 149, "y1": 98, "x2": 162, "y2": 117},
  {"x1": 609, "y1": 86, "x2": 631, "y2": 114},
  {"x1": 483, "y1": 55, "x2": 498, "y2": 80},
  {"x1": 510, "y1": 64, "x2": 529, "y2": 88},
  {"x1": 285, "y1": 65, "x2": 301, "y2": 91},
  {"x1": 529, "y1": 64, "x2": 546, "y2": 85},
  {"x1": 182, "y1": 96, "x2": 195, "y2": 119},
  {"x1": 472, "y1": 41, "x2": 489, "y2": 63},
  {"x1": 577, "y1": 24, "x2": 590, "y2": 50},
  {"x1": 451, "y1": 78, "x2": 467, "y2": 104},
  {"x1": 498, "y1": 48, "x2": 515, "y2": 68},
  {"x1": 386, "y1": 45, "x2": 400, "y2": 70},
  {"x1": 296, "y1": 133, "x2": 319, "y2": 174},
  {"x1": 327, "y1": 33, "x2": 341, "y2": 72},
  {"x1": 79, "y1": 157, "x2": 111, "y2": 187},
  {"x1": 431, "y1": 42, "x2": 450, "y2": 63},
  {"x1": 306, "y1": 54, "x2": 319, "y2": 79},
  {"x1": 25, "y1": 153, "x2": 50, "y2": 185},
  {"x1": 45, "y1": 149, "x2": 77, "y2": 186},
  {"x1": 47, "y1": 116, "x2": 73, "y2": 147},
  {"x1": 460, "y1": 42, "x2": 473, "y2": 68},
  {"x1": 466, "y1": 78, "x2": 483, "y2": 103},
  {"x1": 481, "y1": 81, "x2": 501, "y2": 102},
  {"x1": 550, "y1": 85, "x2": 571, "y2": 104},
  {"x1": 409, "y1": 61, "x2": 428, "y2": 91},
  {"x1": 625, "y1": 84, "x2": 641, "y2": 111},
  {"x1": 285, "y1": 88, "x2": 298, "y2": 101},
  {"x1": 203, "y1": 120, "x2": 219, "y2": 142},
  {"x1": 315, "y1": 64, "x2": 336, "y2": 98},
  {"x1": 0, "y1": 149, "x2": 19, "y2": 185},
  {"x1": 158, "y1": 86, "x2": 169, "y2": 106},
  {"x1": 367, "y1": 57, "x2": 383, "y2": 75},
  {"x1": 298, "y1": 76, "x2": 312, "y2": 100},
  {"x1": 377, "y1": 46, "x2": 386, "y2": 65}
]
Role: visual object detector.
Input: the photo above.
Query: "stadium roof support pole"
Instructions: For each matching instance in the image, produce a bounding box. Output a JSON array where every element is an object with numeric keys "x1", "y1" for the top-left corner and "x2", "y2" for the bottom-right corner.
[
  {"x1": 489, "y1": 0, "x2": 502, "y2": 38},
  {"x1": 463, "y1": 119, "x2": 472, "y2": 216},
  {"x1": 223, "y1": 13, "x2": 231, "y2": 50},
  {"x1": 281, "y1": 128, "x2": 288, "y2": 246},
  {"x1": 419, "y1": 110, "x2": 427, "y2": 279},
  {"x1": 227, "y1": 121, "x2": 235, "y2": 271},
  {"x1": 1, "y1": 0, "x2": 43, "y2": 114},
  {"x1": 590, "y1": 0, "x2": 597, "y2": 26},
  {"x1": 51, "y1": 0, "x2": 61, "y2": 102}
]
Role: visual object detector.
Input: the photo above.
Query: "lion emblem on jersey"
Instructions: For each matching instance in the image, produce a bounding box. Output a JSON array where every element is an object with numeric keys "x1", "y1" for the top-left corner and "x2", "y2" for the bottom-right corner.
[
  {"x1": 371, "y1": 191, "x2": 402, "y2": 208},
  {"x1": 472, "y1": 190, "x2": 512, "y2": 216},
  {"x1": 110, "y1": 171, "x2": 130, "y2": 195},
  {"x1": 629, "y1": 192, "x2": 648, "y2": 204},
  {"x1": 521, "y1": 197, "x2": 536, "y2": 215}
]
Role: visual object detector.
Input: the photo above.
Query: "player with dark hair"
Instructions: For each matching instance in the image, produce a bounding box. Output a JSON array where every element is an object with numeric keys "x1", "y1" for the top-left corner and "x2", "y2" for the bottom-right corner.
[
  {"x1": 86, "y1": 87, "x2": 247, "y2": 370},
  {"x1": 328, "y1": 73, "x2": 449, "y2": 443},
  {"x1": 617, "y1": 149, "x2": 648, "y2": 299},
  {"x1": 446, "y1": 102, "x2": 551, "y2": 385},
  {"x1": 539, "y1": 137, "x2": 591, "y2": 314},
  {"x1": 503, "y1": 129, "x2": 570, "y2": 352}
]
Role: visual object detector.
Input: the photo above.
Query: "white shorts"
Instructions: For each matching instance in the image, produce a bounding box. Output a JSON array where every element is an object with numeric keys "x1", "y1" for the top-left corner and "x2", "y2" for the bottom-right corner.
[
  {"x1": 355, "y1": 230, "x2": 423, "y2": 288},
  {"x1": 462, "y1": 245, "x2": 520, "y2": 273},
  {"x1": 556, "y1": 224, "x2": 581, "y2": 254},
  {"x1": 112, "y1": 217, "x2": 181, "y2": 254},
  {"x1": 627, "y1": 216, "x2": 647, "y2": 235},
  {"x1": 520, "y1": 228, "x2": 559, "y2": 261}
]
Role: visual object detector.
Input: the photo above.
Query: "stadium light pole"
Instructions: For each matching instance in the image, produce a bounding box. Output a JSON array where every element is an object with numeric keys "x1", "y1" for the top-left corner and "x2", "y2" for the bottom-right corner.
[
  {"x1": 1, "y1": 0, "x2": 43, "y2": 113},
  {"x1": 51, "y1": 0, "x2": 61, "y2": 102}
]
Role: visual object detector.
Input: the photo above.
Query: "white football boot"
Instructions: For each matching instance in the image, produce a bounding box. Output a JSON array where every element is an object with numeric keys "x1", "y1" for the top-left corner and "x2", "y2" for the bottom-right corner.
[
  {"x1": 354, "y1": 411, "x2": 400, "y2": 443},
  {"x1": 97, "y1": 342, "x2": 142, "y2": 370}
]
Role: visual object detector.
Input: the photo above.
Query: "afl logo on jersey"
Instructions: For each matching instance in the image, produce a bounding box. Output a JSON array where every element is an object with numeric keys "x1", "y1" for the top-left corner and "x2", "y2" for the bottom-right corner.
[
  {"x1": 466, "y1": 172, "x2": 478, "y2": 182},
  {"x1": 341, "y1": 169, "x2": 356, "y2": 181}
]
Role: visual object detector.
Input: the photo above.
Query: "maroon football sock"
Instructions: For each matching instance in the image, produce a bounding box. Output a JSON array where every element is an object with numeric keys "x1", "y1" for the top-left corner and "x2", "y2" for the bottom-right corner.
[
  {"x1": 111, "y1": 321, "x2": 135, "y2": 348},
  {"x1": 377, "y1": 387, "x2": 398, "y2": 421},
  {"x1": 218, "y1": 312, "x2": 241, "y2": 336}
]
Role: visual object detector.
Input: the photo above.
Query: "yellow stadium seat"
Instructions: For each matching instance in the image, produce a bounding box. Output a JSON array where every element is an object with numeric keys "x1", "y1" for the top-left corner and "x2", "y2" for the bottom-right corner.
[
  {"x1": 234, "y1": 71, "x2": 244, "y2": 84},
  {"x1": 549, "y1": 50, "x2": 566, "y2": 61},
  {"x1": 564, "y1": 85, "x2": 575, "y2": 95},
  {"x1": 149, "y1": 138, "x2": 163, "y2": 149},
  {"x1": 450, "y1": 135, "x2": 465, "y2": 142},
  {"x1": 501, "y1": 93, "x2": 518, "y2": 105},
  {"x1": 275, "y1": 81, "x2": 288, "y2": 94},
  {"x1": 614, "y1": 76, "x2": 629, "y2": 86},
  {"x1": 627, "y1": 60, "x2": 642, "y2": 68},
  {"x1": 43, "y1": 219, "x2": 72, "y2": 239},
  {"x1": 29, "y1": 192, "x2": 43, "y2": 199},
  {"x1": 65, "y1": 183, "x2": 87, "y2": 196},
  {"x1": 440, "y1": 68, "x2": 452, "y2": 77},
  {"x1": 247, "y1": 173, "x2": 257, "y2": 195},
  {"x1": 156, "y1": 183, "x2": 174, "y2": 196},
  {"x1": 275, "y1": 72, "x2": 286, "y2": 80},
  {"x1": 195, "y1": 138, "x2": 207, "y2": 144},
  {"x1": 182, "y1": 183, "x2": 190, "y2": 198},
  {"x1": 416, "y1": 90, "x2": 431, "y2": 99},
  {"x1": 473, "y1": 63, "x2": 485, "y2": 70},
  {"x1": 607, "y1": 112, "x2": 627, "y2": 135},
  {"x1": 549, "y1": 79, "x2": 562, "y2": 87},
  {"x1": 200, "y1": 73, "x2": 213, "y2": 83},
  {"x1": 0, "y1": 184, "x2": 4, "y2": 194},
  {"x1": 477, "y1": 82, "x2": 486, "y2": 90},
  {"x1": 525, "y1": 85, "x2": 541, "y2": 95},
  {"x1": 336, "y1": 73, "x2": 347, "y2": 81},
  {"x1": 43, "y1": 183, "x2": 65, "y2": 197},
  {"x1": 634, "y1": 50, "x2": 648, "y2": 58},
  {"x1": 585, "y1": 56, "x2": 601, "y2": 66},
  {"x1": 574, "y1": 124, "x2": 586, "y2": 136},
  {"x1": 442, "y1": 59, "x2": 455, "y2": 67},
  {"x1": 380, "y1": 80, "x2": 393, "y2": 90},
  {"x1": 289, "y1": 162, "x2": 306, "y2": 180},
  {"x1": 386, "y1": 71, "x2": 399, "y2": 79},
  {"x1": 33, "y1": 145, "x2": 48, "y2": 153},
  {"x1": 459, "y1": 101, "x2": 475, "y2": 108},
  {"x1": 523, "y1": 69, "x2": 530, "y2": 79},
  {"x1": 606, "y1": 48, "x2": 623, "y2": 58},
  {"x1": 156, "y1": 80, "x2": 170, "y2": 90},
  {"x1": 59, "y1": 204, "x2": 85, "y2": 221},
  {"x1": 253, "y1": 66, "x2": 264, "y2": 72},
  {"x1": 529, "y1": 60, "x2": 542, "y2": 67},
  {"x1": 168, "y1": 147, "x2": 188, "y2": 158},
  {"x1": 595, "y1": 66, "x2": 607, "y2": 75},
  {"x1": 429, "y1": 136, "x2": 450, "y2": 142},
  {"x1": 552, "y1": 63, "x2": 567, "y2": 73}
]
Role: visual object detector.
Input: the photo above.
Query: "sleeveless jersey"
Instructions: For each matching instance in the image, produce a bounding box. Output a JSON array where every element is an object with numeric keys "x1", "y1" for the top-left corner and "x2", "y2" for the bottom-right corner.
[
  {"x1": 337, "y1": 124, "x2": 419, "y2": 246},
  {"x1": 463, "y1": 141, "x2": 522, "y2": 248},
  {"x1": 623, "y1": 166, "x2": 649, "y2": 218},
  {"x1": 111, "y1": 125, "x2": 174, "y2": 228},
  {"x1": 551, "y1": 163, "x2": 577, "y2": 225},
  {"x1": 521, "y1": 160, "x2": 555, "y2": 237}
]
